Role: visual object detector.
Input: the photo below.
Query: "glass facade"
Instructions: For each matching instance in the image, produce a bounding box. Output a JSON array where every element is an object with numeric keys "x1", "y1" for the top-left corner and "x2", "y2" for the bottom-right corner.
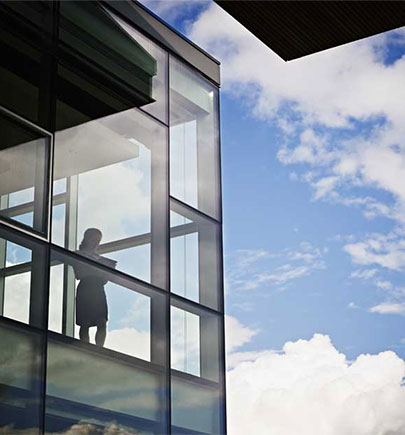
[{"x1": 0, "y1": 2, "x2": 225, "y2": 434}]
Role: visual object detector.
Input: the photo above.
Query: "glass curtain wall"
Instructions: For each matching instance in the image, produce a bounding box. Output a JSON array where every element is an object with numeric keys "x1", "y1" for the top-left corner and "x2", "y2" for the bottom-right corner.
[{"x1": 0, "y1": 1, "x2": 224, "y2": 434}]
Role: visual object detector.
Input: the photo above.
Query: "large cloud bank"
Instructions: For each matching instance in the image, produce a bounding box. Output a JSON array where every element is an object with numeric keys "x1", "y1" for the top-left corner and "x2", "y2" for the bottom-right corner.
[{"x1": 227, "y1": 333, "x2": 405, "y2": 435}]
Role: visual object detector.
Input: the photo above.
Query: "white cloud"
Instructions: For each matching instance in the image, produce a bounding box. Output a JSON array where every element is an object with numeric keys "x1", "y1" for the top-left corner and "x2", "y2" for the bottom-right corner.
[
  {"x1": 369, "y1": 302, "x2": 405, "y2": 315},
  {"x1": 226, "y1": 243, "x2": 326, "y2": 292},
  {"x1": 344, "y1": 232, "x2": 405, "y2": 271},
  {"x1": 225, "y1": 315, "x2": 257, "y2": 354},
  {"x1": 227, "y1": 333, "x2": 405, "y2": 435},
  {"x1": 350, "y1": 268, "x2": 378, "y2": 280},
  {"x1": 187, "y1": 4, "x2": 405, "y2": 224}
]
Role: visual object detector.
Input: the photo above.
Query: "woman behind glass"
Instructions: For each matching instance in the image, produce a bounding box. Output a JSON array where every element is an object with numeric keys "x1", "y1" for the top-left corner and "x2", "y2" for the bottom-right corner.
[{"x1": 74, "y1": 228, "x2": 116, "y2": 346}]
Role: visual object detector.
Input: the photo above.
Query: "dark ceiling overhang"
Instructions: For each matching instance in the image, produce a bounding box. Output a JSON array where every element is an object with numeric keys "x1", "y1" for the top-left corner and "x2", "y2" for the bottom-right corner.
[{"x1": 214, "y1": 1, "x2": 405, "y2": 61}]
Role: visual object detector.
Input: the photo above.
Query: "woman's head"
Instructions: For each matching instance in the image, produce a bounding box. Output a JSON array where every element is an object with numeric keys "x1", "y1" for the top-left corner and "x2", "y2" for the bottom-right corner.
[{"x1": 79, "y1": 228, "x2": 102, "y2": 252}]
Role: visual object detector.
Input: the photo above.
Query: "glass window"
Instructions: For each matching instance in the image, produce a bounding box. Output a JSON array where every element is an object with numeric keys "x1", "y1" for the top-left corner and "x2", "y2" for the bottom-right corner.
[
  {"x1": 0, "y1": 110, "x2": 50, "y2": 235},
  {"x1": 0, "y1": 225, "x2": 48, "y2": 328},
  {"x1": 104, "y1": 8, "x2": 169, "y2": 124},
  {"x1": 171, "y1": 199, "x2": 222, "y2": 311},
  {"x1": 45, "y1": 337, "x2": 167, "y2": 434},
  {"x1": 49, "y1": 249, "x2": 167, "y2": 365},
  {"x1": 170, "y1": 57, "x2": 220, "y2": 220},
  {"x1": 52, "y1": 107, "x2": 168, "y2": 288},
  {"x1": 171, "y1": 376, "x2": 223, "y2": 435},
  {"x1": 171, "y1": 299, "x2": 221, "y2": 383},
  {"x1": 0, "y1": 2, "x2": 53, "y2": 126},
  {"x1": 57, "y1": 1, "x2": 164, "y2": 131},
  {"x1": 0, "y1": 322, "x2": 43, "y2": 435}
]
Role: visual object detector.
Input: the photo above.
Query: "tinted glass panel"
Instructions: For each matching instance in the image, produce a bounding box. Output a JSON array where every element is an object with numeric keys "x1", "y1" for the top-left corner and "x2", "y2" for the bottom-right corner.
[
  {"x1": 171, "y1": 376, "x2": 222, "y2": 435},
  {"x1": 171, "y1": 200, "x2": 222, "y2": 310},
  {"x1": 0, "y1": 225, "x2": 48, "y2": 328},
  {"x1": 0, "y1": 2, "x2": 53, "y2": 126},
  {"x1": 170, "y1": 58, "x2": 220, "y2": 220},
  {"x1": 57, "y1": 1, "x2": 159, "y2": 131},
  {"x1": 52, "y1": 108, "x2": 168, "y2": 288},
  {"x1": 45, "y1": 338, "x2": 166, "y2": 434},
  {"x1": 105, "y1": 8, "x2": 169, "y2": 124},
  {"x1": 49, "y1": 249, "x2": 167, "y2": 365},
  {"x1": 171, "y1": 300, "x2": 221, "y2": 383},
  {"x1": 0, "y1": 323, "x2": 43, "y2": 435},
  {"x1": 0, "y1": 111, "x2": 50, "y2": 234}
]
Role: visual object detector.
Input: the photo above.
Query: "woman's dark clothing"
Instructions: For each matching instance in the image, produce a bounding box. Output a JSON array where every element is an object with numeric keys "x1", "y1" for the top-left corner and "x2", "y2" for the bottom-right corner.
[
  {"x1": 74, "y1": 251, "x2": 109, "y2": 327},
  {"x1": 75, "y1": 276, "x2": 108, "y2": 327}
]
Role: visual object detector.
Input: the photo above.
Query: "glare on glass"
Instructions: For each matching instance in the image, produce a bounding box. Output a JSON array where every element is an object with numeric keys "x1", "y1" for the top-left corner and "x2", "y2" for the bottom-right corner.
[
  {"x1": 171, "y1": 376, "x2": 222, "y2": 435},
  {"x1": 49, "y1": 249, "x2": 167, "y2": 364},
  {"x1": 0, "y1": 324, "x2": 43, "y2": 434},
  {"x1": 0, "y1": 111, "x2": 49, "y2": 234},
  {"x1": 52, "y1": 107, "x2": 168, "y2": 287},
  {"x1": 170, "y1": 57, "x2": 220, "y2": 220},
  {"x1": 171, "y1": 301, "x2": 221, "y2": 383},
  {"x1": 0, "y1": 228, "x2": 47, "y2": 328},
  {"x1": 171, "y1": 201, "x2": 222, "y2": 310},
  {"x1": 105, "y1": 7, "x2": 169, "y2": 124},
  {"x1": 45, "y1": 338, "x2": 166, "y2": 434}
]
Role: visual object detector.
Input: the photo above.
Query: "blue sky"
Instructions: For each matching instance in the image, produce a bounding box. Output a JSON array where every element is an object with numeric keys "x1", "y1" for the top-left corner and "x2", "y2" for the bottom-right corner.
[
  {"x1": 140, "y1": 2, "x2": 405, "y2": 433},
  {"x1": 141, "y1": 0, "x2": 405, "y2": 358}
]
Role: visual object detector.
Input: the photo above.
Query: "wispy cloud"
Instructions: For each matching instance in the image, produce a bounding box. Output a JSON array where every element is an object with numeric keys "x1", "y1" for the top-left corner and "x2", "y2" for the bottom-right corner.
[
  {"x1": 226, "y1": 242, "x2": 326, "y2": 292},
  {"x1": 369, "y1": 302, "x2": 405, "y2": 315}
]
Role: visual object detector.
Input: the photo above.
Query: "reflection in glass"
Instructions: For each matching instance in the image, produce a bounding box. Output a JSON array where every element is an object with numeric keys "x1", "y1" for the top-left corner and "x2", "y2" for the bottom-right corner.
[
  {"x1": 171, "y1": 376, "x2": 222, "y2": 435},
  {"x1": 52, "y1": 107, "x2": 168, "y2": 288},
  {"x1": 171, "y1": 201, "x2": 222, "y2": 310},
  {"x1": 0, "y1": 111, "x2": 49, "y2": 234},
  {"x1": 49, "y1": 249, "x2": 166, "y2": 363},
  {"x1": 171, "y1": 306, "x2": 200, "y2": 377},
  {"x1": 0, "y1": 1, "x2": 53, "y2": 125},
  {"x1": 170, "y1": 58, "x2": 220, "y2": 219},
  {"x1": 105, "y1": 8, "x2": 169, "y2": 124},
  {"x1": 0, "y1": 323, "x2": 43, "y2": 435},
  {"x1": 0, "y1": 226, "x2": 47, "y2": 328},
  {"x1": 57, "y1": 1, "x2": 159, "y2": 132},
  {"x1": 171, "y1": 301, "x2": 221, "y2": 383},
  {"x1": 45, "y1": 338, "x2": 166, "y2": 434}
]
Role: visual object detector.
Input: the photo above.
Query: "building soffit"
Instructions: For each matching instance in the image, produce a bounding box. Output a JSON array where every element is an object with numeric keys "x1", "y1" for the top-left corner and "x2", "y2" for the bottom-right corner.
[{"x1": 215, "y1": 1, "x2": 405, "y2": 61}]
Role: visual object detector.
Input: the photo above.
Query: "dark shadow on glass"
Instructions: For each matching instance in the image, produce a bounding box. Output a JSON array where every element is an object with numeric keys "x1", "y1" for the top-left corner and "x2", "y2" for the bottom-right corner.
[
  {"x1": 0, "y1": 321, "x2": 43, "y2": 435},
  {"x1": 75, "y1": 228, "x2": 117, "y2": 347}
]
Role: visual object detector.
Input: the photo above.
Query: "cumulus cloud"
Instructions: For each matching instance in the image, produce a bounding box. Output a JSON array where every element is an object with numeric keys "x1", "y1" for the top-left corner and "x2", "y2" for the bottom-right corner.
[
  {"x1": 344, "y1": 231, "x2": 405, "y2": 271},
  {"x1": 225, "y1": 315, "x2": 257, "y2": 354},
  {"x1": 227, "y1": 333, "x2": 405, "y2": 435}
]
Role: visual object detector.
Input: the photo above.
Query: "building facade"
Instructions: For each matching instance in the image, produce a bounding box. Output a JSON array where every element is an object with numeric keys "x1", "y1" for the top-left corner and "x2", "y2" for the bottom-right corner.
[{"x1": 0, "y1": 1, "x2": 225, "y2": 434}]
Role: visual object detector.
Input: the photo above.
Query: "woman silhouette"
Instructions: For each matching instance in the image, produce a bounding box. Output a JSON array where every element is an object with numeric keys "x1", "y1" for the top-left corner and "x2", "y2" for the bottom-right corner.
[{"x1": 74, "y1": 228, "x2": 114, "y2": 346}]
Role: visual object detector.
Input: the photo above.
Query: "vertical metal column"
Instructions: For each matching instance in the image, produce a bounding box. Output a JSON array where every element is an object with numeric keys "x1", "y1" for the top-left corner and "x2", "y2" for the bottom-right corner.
[
  {"x1": 0, "y1": 195, "x2": 9, "y2": 316},
  {"x1": 62, "y1": 175, "x2": 78, "y2": 337}
]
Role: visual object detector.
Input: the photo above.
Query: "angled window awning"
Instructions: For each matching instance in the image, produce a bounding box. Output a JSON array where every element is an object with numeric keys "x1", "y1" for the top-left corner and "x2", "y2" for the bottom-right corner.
[{"x1": 57, "y1": 1, "x2": 157, "y2": 129}]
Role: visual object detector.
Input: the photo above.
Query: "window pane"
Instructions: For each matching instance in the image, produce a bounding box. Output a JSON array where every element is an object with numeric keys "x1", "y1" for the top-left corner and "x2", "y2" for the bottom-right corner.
[
  {"x1": 0, "y1": 2, "x2": 53, "y2": 126},
  {"x1": 0, "y1": 323, "x2": 43, "y2": 434},
  {"x1": 171, "y1": 376, "x2": 222, "y2": 435},
  {"x1": 105, "y1": 8, "x2": 169, "y2": 124},
  {"x1": 171, "y1": 201, "x2": 222, "y2": 310},
  {"x1": 0, "y1": 226, "x2": 48, "y2": 328},
  {"x1": 171, "y1": 300, "x2": 221, "y2": 383},
  {"x1": 171, "y1": 306, "x2": 200, "y2": 376},
  {"x1": 49, "y1": 249, "x2": 167, "y2": 365},
  {"x1": 170, "y1": 58, "x2": 220, "y2": 220},
  {"x1": 45, "y1": 337, "x2": 167, "y2": 434},
  {"x1": 57, "y1": 1, "x2": 161, "y2": 131},
  {"x1": 52, "y1": 107, "x2": 168, "y2": 288},
  {"x1": 0, "y1": 111, "x2": 50, "y2": 234}
]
